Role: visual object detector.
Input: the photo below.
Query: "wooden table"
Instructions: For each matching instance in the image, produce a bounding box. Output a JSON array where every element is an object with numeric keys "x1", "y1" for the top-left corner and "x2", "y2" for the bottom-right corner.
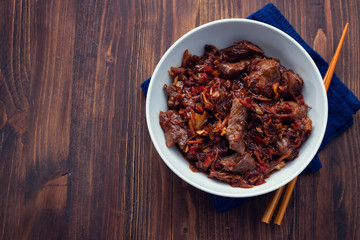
[{"x1": 1, "y1": 0, "x2": 359, "y2": 239}]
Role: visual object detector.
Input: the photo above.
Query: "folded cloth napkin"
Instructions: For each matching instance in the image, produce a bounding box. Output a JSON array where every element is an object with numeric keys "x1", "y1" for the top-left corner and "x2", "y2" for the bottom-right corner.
[{"x1": 141, "y1": 3, "x2": 360, "y2": 212}]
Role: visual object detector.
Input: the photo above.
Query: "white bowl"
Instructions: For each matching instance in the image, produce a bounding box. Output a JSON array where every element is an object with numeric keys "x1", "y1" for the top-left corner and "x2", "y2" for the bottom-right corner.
[{"x1": 146, "y1": 19, "x2": 328, "y2": 198}]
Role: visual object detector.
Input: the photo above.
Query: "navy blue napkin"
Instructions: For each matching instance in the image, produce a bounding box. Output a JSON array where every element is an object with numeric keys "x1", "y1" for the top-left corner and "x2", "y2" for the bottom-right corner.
[{"x1": 141, "y1": 3, "x2": 360, "y2": 212}]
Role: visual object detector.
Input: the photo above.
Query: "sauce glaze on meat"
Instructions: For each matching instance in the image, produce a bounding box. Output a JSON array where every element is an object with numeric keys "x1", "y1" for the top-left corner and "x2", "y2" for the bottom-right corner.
[{"x1": 159, "y1": 40, "x2": 312, "y2": 188}]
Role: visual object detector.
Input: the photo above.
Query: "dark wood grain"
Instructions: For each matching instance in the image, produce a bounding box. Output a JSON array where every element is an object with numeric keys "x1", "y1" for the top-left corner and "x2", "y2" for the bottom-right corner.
[{"x1": 0, "y1": 0, "x2": 359, "y2": 239}]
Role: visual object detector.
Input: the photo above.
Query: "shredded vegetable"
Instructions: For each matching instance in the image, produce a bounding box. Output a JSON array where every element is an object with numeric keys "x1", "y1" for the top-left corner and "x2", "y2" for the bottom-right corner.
[{"x1": 159, "y1": 40, "x2": 311, "y2": 188}]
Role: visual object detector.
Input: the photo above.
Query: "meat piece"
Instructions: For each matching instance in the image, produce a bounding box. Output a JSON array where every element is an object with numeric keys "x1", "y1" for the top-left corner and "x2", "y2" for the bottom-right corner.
[
  {"x1": 274, "y1": 101, "x2": 307, "y2": 119},
  {"x1": 213, "y1": 139, "x2": 229, "y2": 155},
  {"x1": 219, "y1": 40, "x2": 264, "y2": 62},
  {"x1": 194, "y1": 140, "x2": 228, "y2": 171},
  {"x1": 159, "y1": 110, "x2": 188, "y2": 150},
  {"x1": 287, "y1": 102, "x2": 307, "y2": 119},
  {"x1": 183, "y1": 54, "x2": 203, "y2": 68},
  {"x1": 208, "y1": 170, "x2": 241, "y2": 185},
  {"x1": 216, "y1": 60, "x2": 250, "y2": 79},
  {"x1": 165, "y1": 84, "x2": 195, "y2": 109},
  {"x1": 275, "y1": 137, "x2": 296, "y2": 161},
  {"x1": 195, "y1": 161, "x2": 208, "y2": 172},
  {"x1": 281, "y1": 70, "x2": 304, "y2": 99},
  {"x1": 169, "y1": 66, "x2": 186, "y2": 76},
  {"x1": 276, "y1": 137, "x2": 291, "y2": 155},
  {"x1": 182, "y1": 97, "x2": 195, "y2": 108},
  {"x1": 226, "y1": 98, "x2": 248, "y2": 153},
  {"x1": 164, "y1": 84, "x2": 180, "y2": 108},
  {"x1": 244, "y1": 59, "x2": 281, "y2": 98},
  {"x1": 193, "y1": 152, "x2": 211, "y2": 171},
  {"x1": 203, "y1": 44, "x2": 220, "y2": 64},
  {"x1": 247, "y1": 57, "x2": 269, "y2": 72},
  {"x1": 205, "y1": 44, "x2": 219, "y2": 54},
  {"x1": 219, "y1": 153, "x2": 256, "y2": 174}
]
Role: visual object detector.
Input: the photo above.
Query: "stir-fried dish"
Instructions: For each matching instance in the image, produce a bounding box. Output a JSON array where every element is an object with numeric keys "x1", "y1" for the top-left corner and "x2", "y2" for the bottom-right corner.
[{"x1": 159, "y1": 40, "x2": 312, "y2": 188}]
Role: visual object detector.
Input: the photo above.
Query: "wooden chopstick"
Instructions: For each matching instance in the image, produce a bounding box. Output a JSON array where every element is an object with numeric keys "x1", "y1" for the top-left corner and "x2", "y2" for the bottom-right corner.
[
  {"x1": 324, "y1": 23, "x2": 349, "y2": 90},
  {"x1": 262, "y1": 22, "x2": 349, "y2": 225},
  {"x1": 261, "y1": 185, "x2": 285, "y2": 223},
  {"x1": 273, "y1": 176, "x2": 298, "y2": 225}
]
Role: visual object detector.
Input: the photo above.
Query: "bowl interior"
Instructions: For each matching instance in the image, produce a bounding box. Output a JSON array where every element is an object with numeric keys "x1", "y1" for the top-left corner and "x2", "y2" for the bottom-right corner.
[{"x1": 146, "y1": 19, "x2": 328, "y2": 197}]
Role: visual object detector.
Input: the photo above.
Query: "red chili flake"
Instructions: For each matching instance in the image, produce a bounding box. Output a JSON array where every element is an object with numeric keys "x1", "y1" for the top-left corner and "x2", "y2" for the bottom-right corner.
[
  {"x1": 198, "y1": 66, "x2": 214, "y2": 73},
  {"x1": 190, "y1": 85, "x2": 205, "y2": 95},
  {"x1": 204, "y1": 153, "x2": 214, "y2": 167},
  {"x1": 189, "y1": 143, "x2": 200, "y2": 155},
  {"x1": 253, "y1": 136, "x2": 262, "y2": 144},
  {"x1": 190, "y1": 86, "x2": 197, "y2": 95},
  {"x1": 258, "y1": 162, "x2": 268, "y2": 174},
  {"x1": 240, "y1": 98, "x2": 252, "y2": 107},
  {"x1": 170, "y1": 66, "x2": 186, "y2": 76},
  {"x1": 293, "y1": 119, "x2": 301, "y2": 127},
  {"x1": 224, "y1": 80, "x2": 231, "y2": 90},
  {"x1": 266, "y1": 148, "x2": 275, "y2": 155},
  {"x1": 198, "y1": 72, "x2": 210, "y2": 81},
  {"x1": 195, "y1": 105, "x2": 204, "y2": 113},
  {"x1": 184, "y1": 76, "x2": 195, "y2": 87}
]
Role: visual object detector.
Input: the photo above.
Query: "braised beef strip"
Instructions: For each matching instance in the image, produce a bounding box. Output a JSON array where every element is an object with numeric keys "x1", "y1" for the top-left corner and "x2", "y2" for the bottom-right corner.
[{"x1": 159, "y1": 40, "x2": 311, "y2": 188}]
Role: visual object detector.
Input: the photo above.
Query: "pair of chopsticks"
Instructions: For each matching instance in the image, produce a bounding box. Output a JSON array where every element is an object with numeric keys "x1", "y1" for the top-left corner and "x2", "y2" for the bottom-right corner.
[{"x1": 262, "y1": 22, "x2": 349, "y2": 225}]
